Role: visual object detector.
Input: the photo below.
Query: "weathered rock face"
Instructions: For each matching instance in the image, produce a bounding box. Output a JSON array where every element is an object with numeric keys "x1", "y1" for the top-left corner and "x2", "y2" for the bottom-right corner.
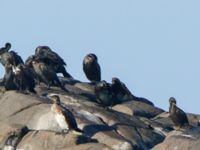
[
  {"x1": 0, "y1": 78, "x2": 199, "y2": 150},
  {"x1": 152, "y1": 128, "x2": 200, "y2": 150}
]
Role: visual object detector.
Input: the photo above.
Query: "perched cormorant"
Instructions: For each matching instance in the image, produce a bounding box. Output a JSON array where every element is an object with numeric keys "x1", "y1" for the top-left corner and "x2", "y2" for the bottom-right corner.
[
  {"x1": 12, "y1": 64, "x2": 36, "y2": 93},
  {"x1": 49, "y1": 94, "x2": 83, "y2": 134},
  {"x1": 94, "y1": 80, "x2": 118, "y2": 106},
  {"x1": 31, "y1": 58, "x2": 68, "y2": 92},
  {"x1": 25, "y1": 55, "x2": 41, "y2": 83},
  {"x1": 83, "y1": 53, "x2": 101, "y2": 83},
  {"x1": 0, "y1": 43, "x2": 23, "y2": 67},
  {"x1": 111, "y1": 77, "x2": 154, "y2": 106},
  {"x1": 3, "y1": 63, "x2": 18, "y2": 90},
  {"x1": 35, "y1": 46, "x2": 72, "y2": 78},
  {"x1": 169, "y1": 97, "x2": 189, "y2": 128},
  {"x1": 0, "y1": 42, "x2": 11, "y2": 54},
  {"x1": 111, "y1": 77, "x2": 135, "y2": 102}
]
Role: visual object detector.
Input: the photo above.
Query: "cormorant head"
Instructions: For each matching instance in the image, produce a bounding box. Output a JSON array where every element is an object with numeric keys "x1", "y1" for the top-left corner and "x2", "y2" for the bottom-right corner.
[
  {"x1": 35, "y1": 45, "x2": 51, "y2": 55},
  {"x1": 49, "y1": 94, "x2": 61, "y2": 105},
  {"x1": 84, "y1": 53, "x2": 98, "y2": 64},
  {"x1": 169, "y1": 97, "x2": 177, "y2": 105},
  {"x1": 5, "y1": 42, "x2": 11, "y2": 51}
]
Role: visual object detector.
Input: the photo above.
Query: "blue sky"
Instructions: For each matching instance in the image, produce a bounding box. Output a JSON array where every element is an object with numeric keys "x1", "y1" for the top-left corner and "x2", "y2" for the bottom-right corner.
[{"x1": 0, "y1": 0, "x2": 200, "y2": 114}]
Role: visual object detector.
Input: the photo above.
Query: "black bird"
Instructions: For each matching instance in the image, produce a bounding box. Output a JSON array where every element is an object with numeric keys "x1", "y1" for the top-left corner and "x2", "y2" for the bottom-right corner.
[
  {"x1": 111, "y1": 77, "x2": 135, "y2": 102},
  {"x1": 0, "y1": 42, "x2": 11, "y2": 54},
  {"x1": 31, "y1": 58, "x2": 68, "y2": 92},
  {"x1": 169, "y1": 97, "x2": 189, "y2": 128},
  {"x1": 35, "y1": 46, "x2": 72, "y2": 78},
  {"x1": 25, "y1": 55, "x2": 41, "y2": 84},
  {"x1": 83, "y1": 53, "x2": 101, "y2": 83},
  {"x1": 3, "y1": 63, "x2": 18, "y2": 90},
  {"x1": 0, "y1": 43, "x2": 23, "y2": 66},
  {"x1": 94, "y1": 80, "x2": 117, "y2": 106},
  {"x1": 12, "y1": 63, "x2": 36, "y2": 93}
]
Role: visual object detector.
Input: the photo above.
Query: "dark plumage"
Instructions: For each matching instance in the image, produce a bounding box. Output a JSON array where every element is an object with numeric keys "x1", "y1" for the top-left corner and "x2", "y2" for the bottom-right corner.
[
  {"x1": 111, "y1": 77, "x2": 154, "y2": 106},
  {"x1": 83, "y1": 53, "x2": 101, "y2": 83},
  {"x1": 31, "y1": 58, "x2": 68, "y2": 92},
  {"x1": 0, "y1": 42, "x2": 11, "y2": 54},
  {"x1": 12, "y1": 64, "x2": 36, "y2": 93},
  {"x1": 169, "y1": 97, "x2": 189, "y2": 128},
  {"x1": 25, "y1": 55, "x2": 41, "y2": 83},
  {"x1": 0, "y1": 51, "x2": 24, "y2": 67},
  {"x1": 94, "y1": 80, "x2": 118, "y2": 106},
  {"x1": 35, "y1": 46, "x2": 72, "y2": 78},
  {"x1": 111, "y1": 77, "x2": 135, "y2": 102},
  {"x1": 3, "y1": 63, "x2": 18, "y2": 90}
]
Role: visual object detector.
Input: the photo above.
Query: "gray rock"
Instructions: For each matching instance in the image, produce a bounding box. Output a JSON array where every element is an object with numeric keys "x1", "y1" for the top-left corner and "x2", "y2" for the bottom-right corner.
[
  {"x1": 152, "y1": 127, "x2": 200, "y2": 150},
  {"x1": 112, "y1": 100, "x2": 164, "y2": 118}
]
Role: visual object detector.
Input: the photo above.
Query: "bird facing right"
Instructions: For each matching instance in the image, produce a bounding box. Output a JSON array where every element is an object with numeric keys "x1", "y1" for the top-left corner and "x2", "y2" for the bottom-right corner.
[{"x1": 169, "y1": 97, "x2": 189, "y2": 128}]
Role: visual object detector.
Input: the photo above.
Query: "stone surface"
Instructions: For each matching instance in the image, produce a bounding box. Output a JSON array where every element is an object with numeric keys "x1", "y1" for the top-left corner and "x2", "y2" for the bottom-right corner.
[
  {"x1": 112, "y1": 100, "x2": 164, "y2": 118},
  {"x1": 152, "y1": 127, "x2": 200, "y2": 150},
  {"x1": 0, "y1": 78, "x2": 199, "y2": 150}
]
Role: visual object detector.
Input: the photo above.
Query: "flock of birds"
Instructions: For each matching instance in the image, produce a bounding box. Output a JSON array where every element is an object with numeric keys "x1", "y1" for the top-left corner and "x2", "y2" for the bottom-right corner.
[{"x1": 0, "y1": 42, "x2": 192, "y2": 135}]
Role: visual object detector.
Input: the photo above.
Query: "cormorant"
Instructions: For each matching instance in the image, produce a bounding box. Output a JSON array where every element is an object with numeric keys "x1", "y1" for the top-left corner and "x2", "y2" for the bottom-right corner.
[
  {"x1": 12, "y1": 63, "x2": 36, "y2": 93},
  {"x1": 169, "y1": 97, "x2": 189, "y2": 128},
  {"x1": 111, "y1": 77, "x2": 135, "y2": 102},
  {"x1": 83, "y1": 53, "x2": 101, "y2": 83},
  {"x1": 35, "y1": 46, "x2": 72, "y2": 78},
  {"x1": 31, "y1": 58, "x2": 68, "y2": 92},
  {"x1": 0, "y1": 43, "x2": 23, "y2": 66},
  {"x1": 94, "y1": 80, "x2": 117, "y2": 106},
  {"x1": 49, "y1": 94, "x2": 83, "y2": 134}
]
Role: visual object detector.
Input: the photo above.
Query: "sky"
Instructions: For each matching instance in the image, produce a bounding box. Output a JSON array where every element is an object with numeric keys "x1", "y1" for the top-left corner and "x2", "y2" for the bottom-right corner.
[{"x1": 0, "y1": 0, "x2": 200, "y2": 114}]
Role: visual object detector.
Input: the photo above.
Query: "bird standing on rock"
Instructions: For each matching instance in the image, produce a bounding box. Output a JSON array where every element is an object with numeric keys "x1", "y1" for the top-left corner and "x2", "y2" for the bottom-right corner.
[
  {"x1": 94, "y1": 80, "x2": 117, "y2": 106},
  {"x1": 111, "y1": 77, "x2": 135, "y2": 102},
  {"x1": 35, "y1": 46, "x2": 72, "y2": 78},
  {"x1": 169, "y1": 97, "x2": 189, "y2": 128},
  {"x1": 0, "y1": 43, "x2": 24, "y2": 67},
  {"x1": 31, "y1": 57, "x2": 68, "y2": 92},
  {"x1": 12, "y1": 63, "x2": 36, "y2": 93},
  {"x1": 49, "y1": 94, "x2": 83, "y2": 134},
  {"x1": 83, "y1": 53, "x2": 101, "y2": 83}
]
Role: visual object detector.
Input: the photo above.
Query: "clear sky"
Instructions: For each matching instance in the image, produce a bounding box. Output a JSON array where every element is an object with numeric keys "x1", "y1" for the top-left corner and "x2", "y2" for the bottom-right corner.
[{"x1": 0, "y1": 0, "x2": 200, "y2": 114}]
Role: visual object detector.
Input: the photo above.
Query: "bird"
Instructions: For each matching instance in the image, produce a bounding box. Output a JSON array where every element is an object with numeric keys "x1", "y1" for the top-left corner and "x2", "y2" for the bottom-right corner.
[
  {"x1": 25, "y1": 55, "x2": 42, "y2": 84},
  {"x1": 0, "y1": 42, "x2": 11, "y2": 54},
  {"x1": 49, "y1": 94, "x2": 83, "y2": 134},
  {"x1": 3, "y1": 62, "x2": 18, "y2": 90},
  {"x1": 83, "y1": 53, "x2": 101, "y2": 83},
  {"x1": 35, "y1": 46, "x2": 72, "y2": 78},
  {"x1": 94, "y1": 80, "x2": 117, "y2": 106},
  {"x1": 0, "y1": 43, "x2": 23, "y2": 67},
  {"x1": 111, "y1": 77, "x2": 154, "y2": 106},
  {"x1": 169, "y1": 97, "x2": 189, "y2": 128},
  {"x1": 31, "y1": 57, "x2": 68, "y2": 92},
  {"x1": 111, "y1": 77, "x2": 135, "y2": 102},
  {"x1": 12, "y1": 63, "x2": 36, "y2": 93}
]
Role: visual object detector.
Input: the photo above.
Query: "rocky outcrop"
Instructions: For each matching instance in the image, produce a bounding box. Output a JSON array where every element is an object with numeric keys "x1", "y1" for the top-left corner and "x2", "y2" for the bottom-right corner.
[
  {"x1": 152, "y1": 128, "x2": 200, "y2": 150},
  {"x1": 0, "y1": 78, "x2": 199, "y2": 150}
]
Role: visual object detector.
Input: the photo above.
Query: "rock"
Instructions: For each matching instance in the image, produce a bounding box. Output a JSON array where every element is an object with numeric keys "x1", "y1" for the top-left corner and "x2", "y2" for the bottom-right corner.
[
  {"x1": 74, "y1": 82, "x2": 95, "y2": 93},
  {"x1": 112, "y1": 100, "x2": 164, "y2": 118},
  {"x1": 17, "y1": 131, "x2": 97, "y2": 150},
  {"x1": 62, "y1": 143, "x2": 112, "y2": 150},
  {"x1": 92, "y1": 130, "x2": 133, "y2": 150},
  {"x1": 152, "y1": 127, "x2": 200, "y2": 150},
  {"x1": 0, "y1": 78, "x2": 199, "y2": 150},
  {"x1": 0, "y1": 123, "x2": 28, "y2": 150}
]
